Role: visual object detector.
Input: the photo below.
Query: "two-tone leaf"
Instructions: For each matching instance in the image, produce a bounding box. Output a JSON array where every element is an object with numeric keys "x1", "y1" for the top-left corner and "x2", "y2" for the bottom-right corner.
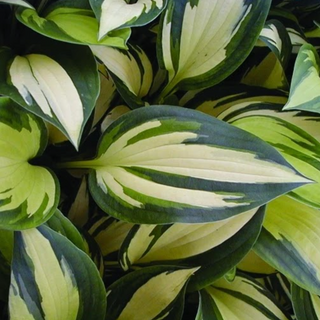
[
  {"x1": 0, "y1": 0, "x2": 33, "y2": 8},
  {"x1": 197, "y1": 273, "x2": 290, "y2": 320},
  {"x1": 15, "y1": 2, "x2": 130, "y2": 48},
  {"x1": 106, "y1": 265, "x2": 198, "y2": 320},
  {"x1": 292, "y1": 283, "x2": 320, "y2": 320},
  {"x1": 9, "y1": 225, "x2": 106, "y2": 320},
  {"x1": 91, "y1": 44, "x2": 153, "y2": 108},
  {"x1": 254, "y1": 195, "x2": 320, "y2": 295},
  {"x1": 232, "y1": 115, "x2": 320, "y2": 208},
  {"x1": 0, "y1": 42, "x2": 99, "y2": 149},
  {"x1": 157, "y1": 0, "x2": 271, "y2": 97},
  {"x1": 283, "y1": 43, "x2": 320, "y2": 115},
  {"x1": 62, "y1": 105, "x2": 308, "y2": 224},
  {"x1": 90, "y1": 0, "x2": 167, "y2": 40},
  {"x1": 0, "y1": 98, "x2": 59, "y2": 230},
  {"x1": 119, "y1": 207, "x2": 260, "y2": 270}
]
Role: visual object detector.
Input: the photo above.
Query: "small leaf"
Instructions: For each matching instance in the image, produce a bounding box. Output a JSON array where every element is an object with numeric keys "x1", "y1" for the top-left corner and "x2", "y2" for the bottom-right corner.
[
  {"x1": 254, "y1": 195, "x2": 320, "y2": 295},
  {"x1": 158, "y1": 0, "x2": 272, "y2": 96},
  {"x1": 0, "y1": 98, "x2": 59, "y2": 230},
  {"x1": 90, "y1": 0, "x2": 167, "y2": 40},
  {"x1": 0, "y1": 0, "x2": 34, "y2": 8},
  {"x1": 91, "y1": 44, "x2": 153, "y2": 108},
  {"x1": 0, "y1": 42, "x2": 99, "y2": 149},
  {"x1": 292, "y1": 283, "x2": 320, "y2": 320},
  {"x1": 197, "y1": 273, "x2": 290, "y2": 320},
  {"x1": 63, "y1": 106, "x2": 309, "y2": 224},
  {"x1": 283, "y1": 44, "x2": 320, "y2": 114},
  {"x1": 15, "y1": 5, "x2": 130, "y2": 47},
  {"x1": 9, "y1": 225, "x2": 106, "y2": 320},
  {"x1": 106, "y1": 265, "x2": 198, "y2": 320}
]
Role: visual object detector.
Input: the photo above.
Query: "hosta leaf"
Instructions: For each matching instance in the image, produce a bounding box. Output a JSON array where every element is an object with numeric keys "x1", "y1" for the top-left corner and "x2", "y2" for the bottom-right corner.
[
  {"x1": 0, "y1": 43, "x2": 99, "y2": 149},
  {"x1": 9, "y1": 225, "x2": 106, "y2": 320},
  {"x1": 15, "y1": 4, "x2": 130, "y2": 48},
  {"x1": 0, "y1": 0, "x2": 33, "y2": 8},
  {"x1": 106, "y1": 265, "x2": 198, "y2": 320},
  {"x1": 101, "y1": 105, "x2": 131, "y2": 133},
  {"x1": 233, "y1": 115, "x2": 320, "y2": 208},
  {"x1": 90, "y1": 0, "x2": 167, "y2": 40},
  {"x1": 283, "y1": 44, "x2": 320, "y2": 114},
  {"x1": 64, "y1": 105, "x2": 309, "y2": 224},
  {"x1": 87, "y1": 215, "x2": 133, "y2": 259},
  {"x1": 259, "y1": 19, "x2": 292, "y2": 68},
  {"x1": 46, "y1": 210, "x2": 86, "y2": 252},
  {"x1": 0, "y1": 98, "x2": 59, "y2": 230},
  {"x1": 292, "y1": 283, "x2": 320, "y2": 320},
  {"x1": 158, "y1": 0, "x2": 271, "y2": 97},
  {"x1": 91, "y1": 44, "x2": 153, "y2": 109},
  {"x1": 197, "y1": 273, "x2": 290, "y2": 320},
  {"x1": 183, "y1": 84, "x2": 320, "y2": 142},
  {"x1": 237, "y1": 250, "x2": 276, "y2": 275},
  {"x1": 120, "y1": 207, "x2": 259, "y2": 270},
  {"x1": 254, "y1": 195, "x2": 320, "y2": 295}
]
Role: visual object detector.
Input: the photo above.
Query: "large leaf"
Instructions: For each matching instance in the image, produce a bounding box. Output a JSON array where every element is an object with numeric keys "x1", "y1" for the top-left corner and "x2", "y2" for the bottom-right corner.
[
  {"x1": 62, "y1": 106, "x2": 309, "y2": 224},
  {"x1": 254, "y1": 195, "x2": 320, "y2": 295},
  {"x1": 9, "y1": 225, "x2": 106, "y2": 320},
  {"x1": 157, "y1": 0, "x2": 272, "y2": 97},
  {"x1": 232, "y1": 115, "x2": 320, "y2": 208},
  {"x1": 292, "y1": 283, "x2": 320, "y2": 320},
  {"x1": 90, "y1": 0, "x2": 167, "y2": 40},
  {"x1": 91, "y1": 44, "x2": 153, "y2": 109},
  {"x1": 197, "y1": 273, "x2": 290, "y2": 320},
  {"x1": 0, "y1": 98, "x2": 59, "y2": 230},
  {"x1": 0, "y1": 41, "x2": 99, "y2": 149},
  {"x1": 283, "y1": 44, "x2": 320, "y2": 115},
  {"x1": 15, "y1": 2, "x2": 130, "y2": 48},
  {"x1": 106, "y1": 265, "x2": 198, "y2": 320}
]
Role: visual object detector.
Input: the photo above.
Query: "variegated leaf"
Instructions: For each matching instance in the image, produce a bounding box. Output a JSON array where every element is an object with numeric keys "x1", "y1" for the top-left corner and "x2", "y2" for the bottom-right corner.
[
  {"x1": 91, "y1": 44, "x2": 153, "y2": 108},
  {"x1": 283, "y1": 43, "x2": 320, "y2": 114},
  {"x1": 197, "y1": 273, "x2": 290, "y2": 320},
  {"x1": 0, "y1": 98, "x2": 59, "y2": 230},
  {"x1": 0, "y1": 43, "x2": 99, "y2": 149},
  {"x1": 232, "y1": 115, "x2": 320, "y2": 208},
  {"x1": 120, "y1": 207, "x2": 259, "y2": 269},
  {"x1": 259, "y1": 19, "x2": 292, "y2": 68},
  {"x1": 101, "y1": 105, "x2": 130, "y2": 133},
  {"x1": 62, "y1": 106, "x2": 309, "y2": 224},
  {"x1": 0, "y1": 0, "x2": 33, "y2": 8},
  {"x1": 158, "y1": 0, "x2": 271, "y2": 97},
  {"x1": 183, "y1": 84, "x2": 320, "y2": 142},
  {"x1": 292, "y1": 283, "x2": 320, "y2": 320},
  {"x1": 90, "y1": 0, "x2": 167, "y2": 40},
  {"x1": 15, "y1": 4, "x2": 130, "y2": 48},
  {"x1": 254, "y1": 195, "x2": 320, "y2": 295},
  {"x1": 9, "y1": 226, "x2": 106, "y2": 320},
  {"x1": 106, "y1": 265, "x2": 199, "y2": 320}
]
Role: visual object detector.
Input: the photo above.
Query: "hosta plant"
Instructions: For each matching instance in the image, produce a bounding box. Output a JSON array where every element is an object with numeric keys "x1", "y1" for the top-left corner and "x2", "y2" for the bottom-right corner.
[{"x1": 0, "y1": 0, "x2": 320, "y2": 319}]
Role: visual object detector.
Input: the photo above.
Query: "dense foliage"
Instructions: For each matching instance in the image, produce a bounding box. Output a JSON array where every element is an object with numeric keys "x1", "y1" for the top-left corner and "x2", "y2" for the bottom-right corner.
[{"x1": 0, "y1": 0, "x2": 320, "y2": 319}]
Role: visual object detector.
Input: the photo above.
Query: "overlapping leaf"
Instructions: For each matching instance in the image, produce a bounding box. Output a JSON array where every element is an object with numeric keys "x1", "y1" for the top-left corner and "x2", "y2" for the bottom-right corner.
[
  {"x1": 0, "y1": 42, "x2": 99, "y2": 149},
  {"x1": 15, "y1": 1, "x2": 130, "y2": 47},
  {"x1": 9, "y1": 225, "x2": 106, "y2": 320},
  {"x1": 63, "y1": 106, "x2": 308, "y2": 224},
  {"x1": 283, "y1": 43, "x2": 320, "y2": 115},
  {"x1": 106, "y1": 265, "x2": 198, "y2": 320},
  {"x1": 292, "y1": 283, "x2": 320, "y2": 320},
  {"x1": 254, "y1": 195, "x2": 320, "y2": 295},
  {"x1": 0, "y1": 98, "x2": 59, "y2": 230},
  {"x1": 91, "y1": 44, "x2": 153, "y2": 109},
  {"x1": 197, "y1": 273, "x2": 290, "y2": 320},
  {"x1": 158, "y1": 0, "x2": 272, "y2": 97},
  {"x1": 90, "y1": 0, "x2": 167, "y2": 40}
]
